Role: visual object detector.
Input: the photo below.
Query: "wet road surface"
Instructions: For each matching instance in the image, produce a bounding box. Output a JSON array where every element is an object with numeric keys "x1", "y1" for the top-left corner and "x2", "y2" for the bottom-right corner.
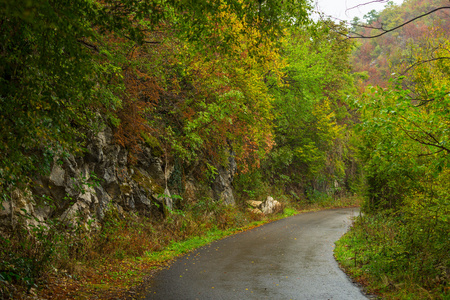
[{"x1": 145, "y1": 208, "x2": 368, "y2": 300}]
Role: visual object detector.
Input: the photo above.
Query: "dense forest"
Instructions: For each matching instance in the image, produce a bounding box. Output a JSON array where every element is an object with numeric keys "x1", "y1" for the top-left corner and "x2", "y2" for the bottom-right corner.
[
  {"x1": 0, "y1": 0, "x2": 448, "y2": 298},
  {"x1": 336, "y1": 0, "x2": 450, "y2": 298}
]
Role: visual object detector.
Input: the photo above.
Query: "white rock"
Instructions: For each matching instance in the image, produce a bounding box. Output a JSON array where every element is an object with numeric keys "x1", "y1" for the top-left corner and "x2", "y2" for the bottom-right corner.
[
  {"x1": 246, "y1": 200, "x2": 263, "y2": 208},
  {"x1": 261, "y1": 196, "x2": 282, "y2": 215}
]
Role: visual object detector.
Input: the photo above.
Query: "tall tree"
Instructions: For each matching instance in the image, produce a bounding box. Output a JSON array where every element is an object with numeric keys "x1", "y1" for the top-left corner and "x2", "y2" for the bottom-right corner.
[
  {"x1": 262, "y1": 22, "x2": 358, "y2": 197},
  {"x1": 0, "y1": 0, "x2": 312, "y2": 190}
]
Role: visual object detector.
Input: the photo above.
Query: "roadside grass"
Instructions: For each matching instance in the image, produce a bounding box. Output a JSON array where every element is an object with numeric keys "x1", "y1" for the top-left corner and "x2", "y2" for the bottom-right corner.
[
  {"x1": 36, "y1": 210, "x2": 270, "y2": 299},
  {"x1": 5, "y1": 195, "x2": 360, "y2": 300},
  {"x1": 335, "y1": 213, "x2": 450, "y2": 300}
]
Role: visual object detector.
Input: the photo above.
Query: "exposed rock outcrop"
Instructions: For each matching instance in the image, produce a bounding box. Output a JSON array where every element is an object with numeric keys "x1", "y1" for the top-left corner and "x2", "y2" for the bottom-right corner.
[
  {"x1": 0, "y1": 126, "x2": 238, "y2": 228},
  {"x1": 212, "y1": 154, "x2": 237, "y2": 205},
  {"x1": 23, "y1": 126, "x2": 165, "y2": 227}
]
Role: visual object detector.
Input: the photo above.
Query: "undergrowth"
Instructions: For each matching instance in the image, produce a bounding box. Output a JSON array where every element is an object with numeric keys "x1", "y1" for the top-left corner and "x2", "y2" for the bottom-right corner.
[
  {"x1": 0, "y1": 194, "x2": 360, "y2": 299},
  {"x1": 335, "y1": 212, "x2": 450, "y2": 300}
]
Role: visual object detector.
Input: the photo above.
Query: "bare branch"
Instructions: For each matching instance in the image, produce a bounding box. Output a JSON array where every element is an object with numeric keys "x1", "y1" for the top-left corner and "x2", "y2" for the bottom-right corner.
[
  {"x1": 77, "y1": 39, "x2": 99, "y2": 52},
  {"x1": 346, "y1": 0, "x2": 389, "y2": 13},
  {"x1": 398, "y1": 116, "x2": 450, "y2": 153},
  {"x1": 412, "y1": 92, "x2": 450, "y2": 107},
  {"x1": 401, "y1": 57, "x2": 450, "y2": 75},
  {"x1": 346, "y1": 6, "x2": 450, "y2": 39},
  {"x1": 398, "y1": 124, "x2": 450, "y2": 154},
  {"x1": 417, "y1": 148, "x2": 445, "y2": 157}
]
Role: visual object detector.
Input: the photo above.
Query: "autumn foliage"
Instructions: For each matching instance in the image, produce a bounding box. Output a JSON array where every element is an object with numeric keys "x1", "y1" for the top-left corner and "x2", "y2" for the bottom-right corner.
[{"x1": 351, "y1": 0, "x2": 450, "y2": 88}]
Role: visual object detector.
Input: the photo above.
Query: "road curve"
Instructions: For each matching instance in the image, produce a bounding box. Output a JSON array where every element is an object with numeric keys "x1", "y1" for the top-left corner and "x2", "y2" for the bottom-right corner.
[{"x1": 144, "y1": 208, "x2": 367, "y2": 300}]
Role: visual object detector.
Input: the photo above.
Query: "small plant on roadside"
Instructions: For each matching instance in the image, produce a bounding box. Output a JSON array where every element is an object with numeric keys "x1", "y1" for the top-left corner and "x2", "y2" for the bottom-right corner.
[{"x1": 335, "y1": 211, "x2": 450, "y2": 299}]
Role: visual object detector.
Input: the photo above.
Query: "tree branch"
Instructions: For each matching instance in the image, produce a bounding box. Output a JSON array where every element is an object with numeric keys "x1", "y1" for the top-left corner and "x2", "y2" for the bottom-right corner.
[
  {"x1": 77, "y1": 39, "x2": 99, "y2": 52},
  {"x1": 398, "y1": 118, "x2": 450, "y2": 154},
  {"x1": 346, "y1": 6, "x2": 450, "y2": 39},
  {"x1": 402, "y1": 57, "x2": 450, "y2": 75},
  {"x1": 417, "y1": 148, "x2": 445, "y2": 157},
  {"x1": 346, "y1": 0, "x2": 389, "y2": 13},
  {"x1": 411, "y1": 91, "x2": 450, "y2": 107}
]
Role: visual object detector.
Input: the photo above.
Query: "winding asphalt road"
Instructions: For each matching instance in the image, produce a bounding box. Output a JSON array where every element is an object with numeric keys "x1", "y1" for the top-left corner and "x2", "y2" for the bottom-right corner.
[{"x1": 144, "y1": 208, "x2": 368, "y2": 300}]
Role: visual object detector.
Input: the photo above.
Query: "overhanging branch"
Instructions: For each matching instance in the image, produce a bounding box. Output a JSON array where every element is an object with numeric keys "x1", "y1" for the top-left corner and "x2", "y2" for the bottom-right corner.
[
  {"x1": 346, "y1": 6, "x2": 450, "y2": 39},
  {"x1": 402, "y1": 57, "x2": 450, "y2": 75}
]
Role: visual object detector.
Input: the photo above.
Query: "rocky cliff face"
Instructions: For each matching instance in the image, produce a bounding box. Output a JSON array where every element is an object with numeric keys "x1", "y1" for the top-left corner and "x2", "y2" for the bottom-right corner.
[
  {"x1": 0, "y1": 126, "x2": 237, "y2": 228},
  {"x1": 212, "y1": 155, "x2": 237, "y2": 206}
]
